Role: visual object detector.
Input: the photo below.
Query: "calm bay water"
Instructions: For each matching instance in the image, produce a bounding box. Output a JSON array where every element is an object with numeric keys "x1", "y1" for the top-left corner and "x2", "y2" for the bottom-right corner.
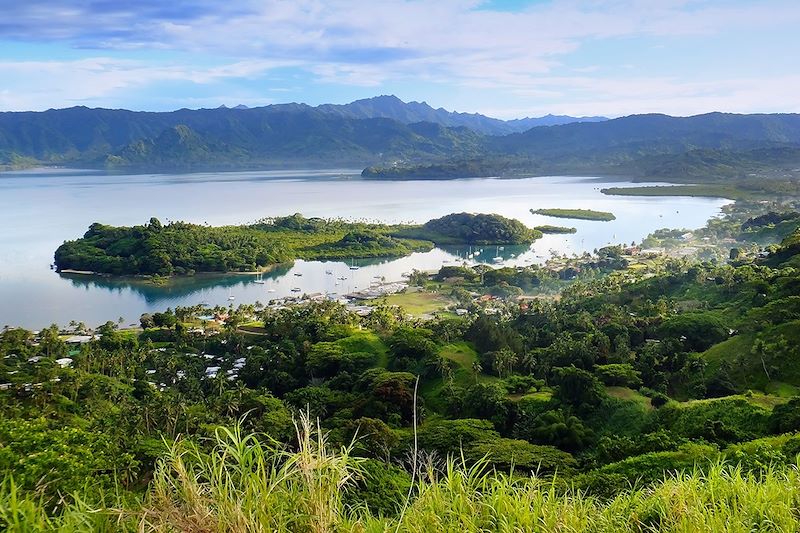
[{"x1": 0, "y1": 168, "x2": 730, "y2": 328}]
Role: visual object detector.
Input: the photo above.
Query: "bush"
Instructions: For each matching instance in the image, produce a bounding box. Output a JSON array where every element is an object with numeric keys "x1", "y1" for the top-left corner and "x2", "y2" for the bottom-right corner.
[
  {"x1": 658, "y1": 312, "x2": 729, "y2": 352},
  {"x1": 576, "y1": 443, "x2": 719, "y2": 497},
  {"x1": 651, "y1": 397, "x2": 771, "y2": 444},
  {"x1": 344, "y1": 459, "x2": 411, "y2": 517},
  {"x1": 466, "y1": 438, "x2": 577, "y2": 475},
  {"x1": 595, "y1": 364, "x2": 642, "y2": 388}
]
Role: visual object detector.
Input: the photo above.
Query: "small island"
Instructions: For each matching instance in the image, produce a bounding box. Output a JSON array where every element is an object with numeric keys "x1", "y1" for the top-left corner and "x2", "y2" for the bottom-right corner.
[
  {"x1": 361, "y1": 159, "x2": 509, "y2": 180},
  {"x1": 600, "y1": 185, "x2": 742, "y2": 200},
  {"x1": 531, "y1": 208, "x2": 616, "y2": 221},
  {"x1": 534, "y1": 225, "x2": 577, "y2": 234},
  {"x1": 54, "y1": 212, "x2": 540, "y2": 276}
]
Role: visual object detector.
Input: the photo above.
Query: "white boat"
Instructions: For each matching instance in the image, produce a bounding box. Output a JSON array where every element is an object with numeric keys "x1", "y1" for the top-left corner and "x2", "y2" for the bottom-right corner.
[
  {"x1": 492, "y1": 246, "x2": 503, "y2": 263},
  {"x1": 253, "y1": 273, "x2": 265, "y2": 284},
  {"x1": 228, "y1": 290, "x2": 235, "y2": 301},
  {"x1": 267, "y1": 288, "x2": 276, "y2": 293},
  {"x1": 349, "y1": 258, "x2": 360, "y2": 271}
]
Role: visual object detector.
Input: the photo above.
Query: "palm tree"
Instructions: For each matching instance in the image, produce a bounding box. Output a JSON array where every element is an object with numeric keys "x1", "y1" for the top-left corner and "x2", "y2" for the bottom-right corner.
[
  {"x1": 433, "y1": 356, "x2": 454, "y2": 384},
  {"x1": 471, "y1": 360, "x2": 483, "y2": 383}
]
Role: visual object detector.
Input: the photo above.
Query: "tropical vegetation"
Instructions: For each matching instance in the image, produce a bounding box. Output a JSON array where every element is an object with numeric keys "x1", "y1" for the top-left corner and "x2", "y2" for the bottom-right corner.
[
  {"x1": 5, "y1": 201, "x2": 800, "y2": 530},
  {"x1": 53, "y1": 212, "x2": 539, "y2": 276}
]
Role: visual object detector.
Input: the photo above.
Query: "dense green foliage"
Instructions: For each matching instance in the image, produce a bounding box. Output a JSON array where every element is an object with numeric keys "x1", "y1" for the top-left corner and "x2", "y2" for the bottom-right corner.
[
  {"x1": 54, "y1": 212, "x2": 538, "y2": 275},
  {"x1": 417, "y1": 212, "x2": 542, "y2": 244}
]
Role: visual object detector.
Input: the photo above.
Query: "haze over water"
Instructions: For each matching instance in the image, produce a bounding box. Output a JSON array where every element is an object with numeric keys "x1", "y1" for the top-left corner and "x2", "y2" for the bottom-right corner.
[{"x1": 0, "y1": 169, "x2": 730, "y2": 328}]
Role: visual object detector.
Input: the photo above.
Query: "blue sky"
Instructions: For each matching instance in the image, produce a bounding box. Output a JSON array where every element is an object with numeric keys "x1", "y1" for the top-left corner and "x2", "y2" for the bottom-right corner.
[{"x1": 0, "y1": 0, "x2": 798, "y2": 118}]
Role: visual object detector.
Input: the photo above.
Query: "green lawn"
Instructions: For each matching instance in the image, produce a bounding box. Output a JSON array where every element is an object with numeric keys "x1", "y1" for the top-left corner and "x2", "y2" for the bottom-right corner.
[
  {"x1": 507, "y1": 390, "x2": 553, "y2": 402},
  {"x1": 373, "y1": 291, "x2": 453, "y2": 316}
]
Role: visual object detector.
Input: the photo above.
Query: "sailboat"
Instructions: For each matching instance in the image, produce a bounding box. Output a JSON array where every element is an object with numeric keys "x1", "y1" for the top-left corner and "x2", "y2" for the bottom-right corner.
[
  {"x1": 492, "y1": 246, "x2": 503, "y2": 263},
  {"x1": 253, "y1": 272, "x2": 265, "y2": 284},
  {"x1": 228, "y1": 288, "x2": 235, "y2": 301},
  {"x1": 349, "y1": 258, "x2": 360, "y2": 271}
]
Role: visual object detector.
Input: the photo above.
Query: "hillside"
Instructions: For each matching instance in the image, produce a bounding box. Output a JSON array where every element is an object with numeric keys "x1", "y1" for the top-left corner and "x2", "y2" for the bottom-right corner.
[
  {"x1": 492, "y1": 112, "x2": 800, "y2": 158},
  {"x1": 2, "y1": 101, "x2": 799, "y2": 176},
  {"x1": 366, "y1": 117, "x2": 800, "y2": 181},
  {"x1": 0, "y1": 105, "x2": 484, "y2": 169}
]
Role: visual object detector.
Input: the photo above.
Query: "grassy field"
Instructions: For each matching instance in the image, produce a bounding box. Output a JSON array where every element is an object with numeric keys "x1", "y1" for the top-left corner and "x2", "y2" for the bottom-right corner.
[
  {"x1": 531, "y1": 208, "x2": 616, "y2": 221},
  {"x1": 606, "y1": 386, "x2": 654, "y2": 410},
  {"x1": 372, "y1": 290, "x2": 453, "y2": 316},
  {"x1": 420, "y1": 342, "x2": 503, "y2": 410}
]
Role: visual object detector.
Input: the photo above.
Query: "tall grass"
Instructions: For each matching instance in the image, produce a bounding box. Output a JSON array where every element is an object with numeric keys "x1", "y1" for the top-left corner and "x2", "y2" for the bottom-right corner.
[
  {"x1": 3, "y1": 418, "x2": 800, "y2": 532},
  {"x1": 0, "y1": 478, "x2": 126, "y2": 532},
  {"x1": 140, "y1": 411, "x2": 363, "y2": 532}
]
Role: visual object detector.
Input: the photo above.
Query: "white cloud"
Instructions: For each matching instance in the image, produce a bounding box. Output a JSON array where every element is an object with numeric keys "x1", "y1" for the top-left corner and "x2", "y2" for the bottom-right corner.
[
  {"x1": 0, "y1": 0, "x2": 799, "y2": 115},
  {"x1": 0, "y1": 58, "x2": 291, "y2": 110},
  {"x1": 478, "y1": 74, "x2": 800, "y2": 118}
]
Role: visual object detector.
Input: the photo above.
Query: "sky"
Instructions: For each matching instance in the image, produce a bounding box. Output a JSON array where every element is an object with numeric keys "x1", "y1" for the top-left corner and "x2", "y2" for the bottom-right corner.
[{"x1": 0, "y1": 0, "x2": 798, "y2": 118}]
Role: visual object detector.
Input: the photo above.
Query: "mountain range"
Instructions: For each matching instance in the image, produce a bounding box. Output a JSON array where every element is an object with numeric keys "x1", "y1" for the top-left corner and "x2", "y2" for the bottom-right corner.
[
  {"x1": 0, "y1": 96, "x2": 799, "y2": 177},
  {"x1": 314, "y1": 95, "x2": 607, "y2": 134}
]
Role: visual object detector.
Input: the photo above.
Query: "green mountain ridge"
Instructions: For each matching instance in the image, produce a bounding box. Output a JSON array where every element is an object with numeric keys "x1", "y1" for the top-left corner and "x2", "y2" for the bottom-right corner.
[{"x1": 1, "y1": 100, "x2": 799, "y2": 174}]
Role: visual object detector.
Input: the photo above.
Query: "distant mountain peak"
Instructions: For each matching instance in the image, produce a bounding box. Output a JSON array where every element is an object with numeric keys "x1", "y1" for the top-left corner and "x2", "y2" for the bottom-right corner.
[{"x1": 314, "y1": 95, "x2": 607, "y2": 135}]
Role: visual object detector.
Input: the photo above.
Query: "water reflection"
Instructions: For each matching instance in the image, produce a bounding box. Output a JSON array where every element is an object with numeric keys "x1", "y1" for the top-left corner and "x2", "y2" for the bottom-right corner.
[
  {"x1": 60, "y1": 264, "x2": 294, "y2": 304},
  {"x1": 0, "y1": 170, "x2": 731, "y2": 328}
]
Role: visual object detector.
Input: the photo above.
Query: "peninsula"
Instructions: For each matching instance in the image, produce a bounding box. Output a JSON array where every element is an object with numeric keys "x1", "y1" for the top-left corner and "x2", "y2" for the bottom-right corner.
[{"x1": 54, "y1": 213, "x2": 541, "y2": 276}]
